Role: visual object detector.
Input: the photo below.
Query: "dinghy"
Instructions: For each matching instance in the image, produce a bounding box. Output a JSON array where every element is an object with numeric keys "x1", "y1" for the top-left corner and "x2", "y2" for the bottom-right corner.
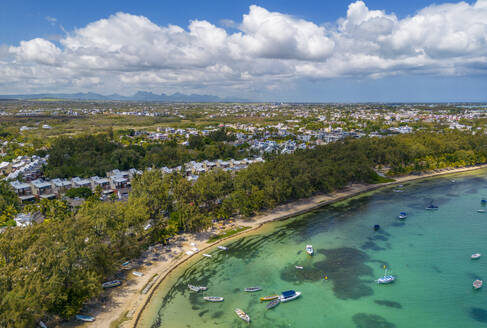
[
  {"x1": 266, "y1": 298, "x2": 280, "y2": 309},
  {"x1": 295, "y1": 266, "x2": 303, "y2": 269},
  {"x1": 260, "y1": 295, "x2": 279, "y2": 301},
  {"x1": 244, "y1": 287, "x2": 262, "y2": 292},
  {"x1": 204, "y1": 296, "x2": 224, "y2": 302},
  {"x1": 471, "y1": 253, "x2": 482, "y2": 259},
  {"x1": 306, "y1": 245, "x2": 314, "y2": 255},
  {"x1": 217, "y1": 246, "x2": 227, "y2": 251},
  {"x1": 203, "y1": 253, "x2": 212, "y2": 258},
  {"x1": 102, "y1": 280, "x2": 121, "y2": 288},
  {"x1": 75, "y1": 315, "x2": 95, "y2": 322},
  {"x1": 235, "y1": 308, "x2": 250, "y2": 323},
  {"x1": 473, "y1": 280, "x2": 483, "y2": 289}
]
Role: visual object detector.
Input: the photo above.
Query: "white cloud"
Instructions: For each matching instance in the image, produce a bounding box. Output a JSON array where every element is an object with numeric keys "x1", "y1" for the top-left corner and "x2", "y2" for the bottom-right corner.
[{"x1": 3, "y1": 1, "x2": 487, "y2": 96}]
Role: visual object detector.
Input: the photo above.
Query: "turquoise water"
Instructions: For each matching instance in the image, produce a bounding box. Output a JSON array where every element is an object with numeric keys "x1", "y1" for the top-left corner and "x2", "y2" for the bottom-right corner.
[{"x1": 139, "y1": 171, "x2": 487, "y2": 328}]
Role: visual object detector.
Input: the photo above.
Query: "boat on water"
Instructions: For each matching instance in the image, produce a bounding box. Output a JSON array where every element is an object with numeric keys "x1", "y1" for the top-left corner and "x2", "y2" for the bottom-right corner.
[
  {"x1": 471, "y1": 253, "x2": 482, "y2": 259},
  {"x1": 393, "y1": 189, "x2": 404, "y2": 193},
  {"x1": 425, "y1": 204, "x2": 439, "y2": 210},
  {"x1": 306, "y1": 245, "x2": 314, "y2": 255},
  {"x1": 376, "y1": 269, "x2": 396, "y2": 284},
  {"x1": 132, "y1": 271, "x2": 144, "y2": 277},
  {"x1": 203, "y1": 253, "x2": 212, "y2": 258},
  {"x1": 235, "y1": 308, "x2": 250, "y2": 323},
  {"x1": 473, "y1": 280, "x2": 483, "y2": 289},
  {"x1": 203, "y1": 296, "x2": 224, "y2": 302},
  {"x1": 373, "y1": 224, "x2": 381, "y2": 231},
  {"x1": 75, "y1": 315, "x2": 95, "y2": 322},
  {"x1": 279, "y1": 290, "x2": 301, "y2": 302},
  {"x1": 266, "y1": 298, "x2": 280, "y2": 309},
  {"x1": 260, "y1": 295, "x2": 279, "y2": 301},
  {"x1": 102, "y1": 280, "x2": 121, "y2": 288},
  {"x1": 295, "y1": 266, "x2": 303, "y2": 269},
  {"x1": 482, "y1": 198, "x2": 487, "y2": 204},
  {"x1": 478, "y1": 209, "x2": 486, "y2": 213},
  {"x1": 398, "y1": 212, "x2": 408, "y2": 220},
  {"x1": 217, "y1": 246, "x2": 227, "y2": 251},
  {"x1": 188, "y1": 284, "x2": 207, "y2": 292},
  {"x1": 244, "y1": 287, "x2": 262, "y2": 292}
]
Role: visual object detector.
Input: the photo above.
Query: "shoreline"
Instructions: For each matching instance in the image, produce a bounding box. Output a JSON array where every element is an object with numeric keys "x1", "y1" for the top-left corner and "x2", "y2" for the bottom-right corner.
[{"x1": 76, "y1": 164, "x2": 487, "y2": 328}]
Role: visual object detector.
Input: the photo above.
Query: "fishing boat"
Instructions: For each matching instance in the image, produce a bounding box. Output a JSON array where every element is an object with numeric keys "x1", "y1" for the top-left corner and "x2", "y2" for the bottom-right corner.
[
  {"x1": 471, "y1": 253, "x2": 482, "y2": 259},
  {"x1": 473, "y1": 280, "x2": 483, "y2": 289},
  {"x1": 75, "y1": 314, "x2": 95, "y2": 322},
  {"x1": 376, "y1": 269, "x2": 395, "y2": 284},
  {"x1": 203, "y1": 253, "x2": 212, "y2": 258},
  {"x1": 266, "y1": 298, "x2": 280, "y2": 309},
  {"x1": 397, "y1": 212, "x2": 408, "y2": 220},
  {"x1": 203, "y1": 296, "x2": 224, "y2": 302},
  {"x1": 260, "y1": 295, "x2": 279, "y2": 301},
  {"x1": 235, "y1": 308, "x2": 250, "y2": 323},
  {"x1": 478, "y1": 209, "x2": 486, "y2": 213},
  {"x1": 295, "y1": 266, "x2": 303, "y2": 269},
  {"x1": 188, "y1": 284, "x2": 207, "y2": 292},
  {"x1": 217, "y1": 246, "x2": 227, "y2": 251},
  {"x1": 306, "y1": 245, "x2": 314, "y2": 256},
  {"x1": 279, "y1": 290, "x2": 301, "y2": 302},
  {"x1": 425, "y1": 203, "x2": 439, "y2": 210},
  {"x1": 244, "y1": 287, "x2": 262, "y2": 292},
  {"x1": 102, "y1": 280, "x2": 121, "y2": 288},
  {"x1": 132, "y1": 271, "x2": 144, "y2": 277}
]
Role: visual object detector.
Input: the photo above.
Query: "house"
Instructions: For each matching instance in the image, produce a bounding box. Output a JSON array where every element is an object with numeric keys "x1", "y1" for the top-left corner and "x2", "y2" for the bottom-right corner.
[
  {"x1": 51, "y1": 178, "x2": 72, "y2": 196},
  {"x1": 31, "y1": 179, "x2": 56, "y2": 199},
  {"x1": 9, "y1": 181, "x2": 35, "y2": 202},
  {"x1": 91, "y1": 176, "x2": 112, "y2": 194},
  {"x1": 72, "y1": 177, "x2": 92, "y2": 189},
  {"x1": 14, "y1": 213, "x2": 34, "y2": 227},
  {"x1": 0, "y1": 161, "x2": 11, "y2": 175}
]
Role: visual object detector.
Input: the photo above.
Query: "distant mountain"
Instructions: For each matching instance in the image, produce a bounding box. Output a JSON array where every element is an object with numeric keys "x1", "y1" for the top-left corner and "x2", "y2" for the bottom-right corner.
[{"x1": 0, "y1": 92, "x2": 249, "y2": 102}]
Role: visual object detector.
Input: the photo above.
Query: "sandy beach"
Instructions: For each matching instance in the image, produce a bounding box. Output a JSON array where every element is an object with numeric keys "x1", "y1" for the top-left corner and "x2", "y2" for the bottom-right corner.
[{"x1": 65, "y1": 164, "x2": 487, "y2": 328}]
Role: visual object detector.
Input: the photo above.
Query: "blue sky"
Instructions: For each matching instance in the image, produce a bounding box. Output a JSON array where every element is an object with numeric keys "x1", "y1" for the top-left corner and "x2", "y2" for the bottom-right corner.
[{"x1": 1, "y1": 0, "x2": 486, "y2": 102}]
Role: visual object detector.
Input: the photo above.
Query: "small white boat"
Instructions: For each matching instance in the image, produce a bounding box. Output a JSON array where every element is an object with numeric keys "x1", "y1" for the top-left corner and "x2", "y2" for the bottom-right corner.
[
  {"x1": 185, "y1": 250, "x2": 194, "y2": 256},
  {"x1": 188, "y1": 284, "x2": 207, "y2": 292},
  {"x1": 471, "y1": 253, "x2": 482, "y2": 259},
  {"x1": 473, "y1": 280, "x2": 483, "y2": 289},
  {"x1": 75, "y1": 314, "x2": 95, "y2": 322},
  {"x1": 217, "y1": 246, "x2": 228, "y2": 251},
  {"x1": 306, "y1": 245, "x2": 314, "y2": 256},
  {"x1": 295, "y1": 266, "x2": 303, "y2": 269},
  {"x1": 244, "y1": 287, "x2": 262, "y2": 292},
  {"x1": 235, "y1": 308, "x2": 250, "y2": 323},
  {"x1": 393, "y1": 189, "x2": 404, "y2": 193},
  {"x1": 279, "y1": 290, "x2": 301, "y2": 302},
  {"x1": 203, "y1": 253, "x2": 212, "y2": 258},
  {"x1": 376, "y1": 269, "x2": 396, "y2": 284},
  {"x1": 191, "y1": 247, "x2": 199, "y2": 252},
  {"x1": 478, "y1": 209, "x2": 486, "y2": 213},
  {"x1": 39, "y1": 321, "x2": 48, "y2": 328},
  {"x1": 132, "y1": 271, "x2": 144, "y2": 277},
  {"x1": 397, "y1": 212, "x2": 408, "y2": 220},
  {"x1": 204, "y1": 296, "x2": 224, "y2": 302},
  {"x1": 102, "y1": 280, "x2": 121, "y2": 288}
]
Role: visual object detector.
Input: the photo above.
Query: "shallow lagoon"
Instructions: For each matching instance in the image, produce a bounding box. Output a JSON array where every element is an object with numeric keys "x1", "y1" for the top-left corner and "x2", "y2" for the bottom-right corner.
[{"x1": 139, "y1": 170, "x2": 487, "y2": 327}]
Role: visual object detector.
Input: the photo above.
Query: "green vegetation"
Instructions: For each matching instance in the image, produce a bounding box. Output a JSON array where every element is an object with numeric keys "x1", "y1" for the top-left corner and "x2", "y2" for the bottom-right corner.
[
  {"x1": 64, "y1": 187, "x2": 94, "y2": 199},
  {"x1": 0, "y1": 181, "x2": 20, "y2": 225},
  {"x1": 1, "y1": 131, "x2": 487, "y2": 326},
  {"x1": 207, "y1": 226, "x2": 250, "y2": 243}
]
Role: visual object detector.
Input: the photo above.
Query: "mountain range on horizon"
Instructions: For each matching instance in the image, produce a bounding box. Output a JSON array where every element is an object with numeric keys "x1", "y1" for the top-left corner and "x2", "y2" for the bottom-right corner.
[{"x1": 0, "y1": 91, "x2": 250, "y2": 102}]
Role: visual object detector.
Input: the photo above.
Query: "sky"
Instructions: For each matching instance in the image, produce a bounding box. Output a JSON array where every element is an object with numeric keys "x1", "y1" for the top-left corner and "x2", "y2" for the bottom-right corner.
[{"x1": 1, "y1": 0, "x2": 487, "y2": 102}]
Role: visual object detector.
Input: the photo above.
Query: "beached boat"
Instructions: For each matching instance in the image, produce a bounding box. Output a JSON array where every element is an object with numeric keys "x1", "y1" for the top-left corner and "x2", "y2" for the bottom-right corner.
[
  {"x1": 188, "y1": 284, "x2": 207, "y2": 292},
  {"x1": 217, "y1": 246, "x2": 227, "y2": 251},
  {"x1": 376, "y1": 269, "x2": 395, "y2": 284},
  {"x1": 121, "y1": 261, "x2": 130, "y2": 267},
  {"x1": 132, "y1": 271, "x2": 144, "y2": 277},
  {"x1": 39, "y1": 321, "x2": 48, "y2": 328},
  {"x1": 473, "y1": 280, "x2": 483, "y2": 289},
  {"x1": 295, "y1": 266, "x2": 303, "y2": 269},
  {"x1": 204, "y1": 296, "x2": 224, "y2": 302},
  {"x1": 471, "y1": 253, "x2": 482, "y2": 259},
  {"x1": 75, "y1": 314, "x2": 95, "y2": 322},
  {"x1": 235, "y1": 308, "x2": 250, "y2": 323},
  {"x1": 266, "y1": 298, "x2": 280, "y2": 309},
  {"x1": 102, "y1": 280, "x2": 121, "y2": 288},
  {"x1": 244, "y1": 287, "x2": 262, "y2": 292},
  {"x1": 306, "y1": 245, "x2": 314, "y2": 255},
  {"x1": 203, "y1": 253, "x2": 212, "y2": 258},
  {"x1": 279, "y1": 290, "x2": 301, "y2": 302},
  {"x1": 397, "y1": 212, "x2": 408, "y2": 220},
  {"x1": 260, "y1": 295, "x2": 279, "y2": 301}
]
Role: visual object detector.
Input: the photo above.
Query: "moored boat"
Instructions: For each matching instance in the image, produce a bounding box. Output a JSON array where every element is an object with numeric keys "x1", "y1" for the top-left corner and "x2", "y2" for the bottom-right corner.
[
  {"x1": 473, "y1": 279, "x2": 483, "y2": 289},
  {"x1": 426, "y1": 203, "x2": 439, "y2": 210},
  {"x1": 279, "y1": 290, "x2": 301, "y2": 302},
  {"x1": 217, "y1": 246, "x2": 227, "y2": 251},
  {"x1": 132, "y1": 271, "x2": 144, "y2": 277},
  {"x1": 376, "y1": 269, "x2": 395, "y2": 284},
  {"x1": 295, "y1": 265, "x2": 303, "y2": 269},
  {"x1": 235, "y1": 308, "x2": 250, "y2": 323},
  {"x1": 203, "y1": 253, "x2": 212, "y2": 258},
  {"x1": 471, "y1": 253, "x2": 482, "y2": 259},
  {"x1": 260, "y1": 295, "x2": 279, "y2": 301},
  {"x1": 204, "y1": 296, "x2": 224, "y2": 302},
  {"x1": 478, "y1": 209, "x2": 486, "y2": 213},
  {"x1": 102, "y1": 280, "x2": 121, "y2": 288},
  {"x1": 244, "y1": 286, "x2": 262, "y2": 292},
  {"x1": 266, "y1": 298, "x2": 280, "y2": 309},
  {"x1": 397, "y1": 212, "x2": 408, "y2": 220},
  {"x1": 306, "y1": 245, "x2": 314, "y2": 255},
  {"x1": 373, "y1": 224, "x2": 381, "y2": 231},
  {"x1": 188, "y1": 284, "x2": 207, "y2": 292},
  {"x1": 75, "y1": 314, "x2": 95, "y2": 322}
]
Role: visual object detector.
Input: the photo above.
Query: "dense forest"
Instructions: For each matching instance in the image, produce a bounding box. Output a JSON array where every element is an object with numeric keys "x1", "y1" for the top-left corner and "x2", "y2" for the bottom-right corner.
[
  {"x1": 42, "y1": 129, "x2": 244, "y2": 178},
  {"x1": 1, "y1": 131, "x2": 487, "y2": 326}
]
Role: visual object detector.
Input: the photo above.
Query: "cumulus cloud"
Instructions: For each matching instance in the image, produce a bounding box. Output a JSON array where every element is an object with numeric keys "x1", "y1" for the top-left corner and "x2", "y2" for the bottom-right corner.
[{"x1": 3, "y1": 1, "x2": 487, "y2": 95}]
